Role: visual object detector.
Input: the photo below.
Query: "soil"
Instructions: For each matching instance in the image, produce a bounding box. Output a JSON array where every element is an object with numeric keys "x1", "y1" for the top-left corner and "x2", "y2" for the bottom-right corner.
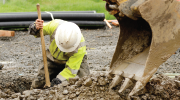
[{"x1": 0, "y1": 24, "x2": 180, "y2": 99}]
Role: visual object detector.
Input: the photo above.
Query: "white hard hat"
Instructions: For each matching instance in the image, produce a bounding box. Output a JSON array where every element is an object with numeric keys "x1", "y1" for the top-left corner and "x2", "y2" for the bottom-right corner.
[{"x1": 55, "y1": 22, "x2": 82, "y2": 52}]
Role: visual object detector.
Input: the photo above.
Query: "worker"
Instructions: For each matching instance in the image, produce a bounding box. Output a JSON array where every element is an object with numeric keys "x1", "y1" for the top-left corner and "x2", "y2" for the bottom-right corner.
[
  {"x1": 0, "y1": 63, "x2": 3, "y2": 70},
  {"x1": 28, "y1": 19, "x2": 90, "y2": 88}
]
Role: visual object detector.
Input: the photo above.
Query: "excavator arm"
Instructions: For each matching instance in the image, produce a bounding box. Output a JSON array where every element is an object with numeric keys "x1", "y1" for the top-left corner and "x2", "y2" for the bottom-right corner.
[{"x1": 104, "y1": 0, "x2": 180, "y2": 98}]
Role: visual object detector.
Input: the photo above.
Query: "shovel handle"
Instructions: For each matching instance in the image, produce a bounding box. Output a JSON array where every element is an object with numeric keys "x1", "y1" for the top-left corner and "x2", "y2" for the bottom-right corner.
[{"x1": 36, "y1": 4, "x2": 51, "y2": 87}]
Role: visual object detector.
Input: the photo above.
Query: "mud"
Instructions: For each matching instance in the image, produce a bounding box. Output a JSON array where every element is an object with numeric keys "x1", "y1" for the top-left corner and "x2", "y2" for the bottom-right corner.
[{"x1": 0, "y1": 25, "x2": 180, "y2": 99}]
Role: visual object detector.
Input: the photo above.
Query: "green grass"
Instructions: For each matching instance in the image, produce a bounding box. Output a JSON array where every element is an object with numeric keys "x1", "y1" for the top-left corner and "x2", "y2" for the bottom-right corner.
[{"x1": 0, "y1": 0, "x2": 115, "y2": 20}]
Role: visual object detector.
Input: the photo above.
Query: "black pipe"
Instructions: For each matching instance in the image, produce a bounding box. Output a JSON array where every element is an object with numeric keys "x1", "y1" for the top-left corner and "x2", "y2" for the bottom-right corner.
[
  {"x1": 0, "y1": 13, "x2": 105, "y2": 22},
  {"x1": 0, "y1": 21, "x2": 106, "y2": 28},
  {"x1": 0, "y1": 11, "x2": 96, "y2": 14}
]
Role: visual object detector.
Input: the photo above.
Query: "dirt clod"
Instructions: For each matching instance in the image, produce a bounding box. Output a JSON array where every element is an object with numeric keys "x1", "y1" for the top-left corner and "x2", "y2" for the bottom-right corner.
[
  {"x1": 83, "y1": 77, "x2": 93, "y2": 86},
  {"x1": 63, "y1": 90, "x2": 69, "y2": 95}
]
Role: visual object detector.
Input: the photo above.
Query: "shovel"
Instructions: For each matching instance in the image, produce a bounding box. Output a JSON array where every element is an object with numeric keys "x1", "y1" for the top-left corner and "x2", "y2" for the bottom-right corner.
[{"x1": 36, "y1": 3, "x2": 51, "y2": 88}]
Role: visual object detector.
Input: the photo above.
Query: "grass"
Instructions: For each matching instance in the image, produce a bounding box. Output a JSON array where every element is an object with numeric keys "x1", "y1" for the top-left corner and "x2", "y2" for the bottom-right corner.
[{"x1": 0, "y1": 0, "x2": 115, "y2": 20}]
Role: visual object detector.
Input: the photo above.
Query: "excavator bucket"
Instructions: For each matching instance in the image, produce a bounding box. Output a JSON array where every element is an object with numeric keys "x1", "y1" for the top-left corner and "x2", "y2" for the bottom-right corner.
[{"x1": 104, "y1": 0, "x2": 180, "y2": 97}]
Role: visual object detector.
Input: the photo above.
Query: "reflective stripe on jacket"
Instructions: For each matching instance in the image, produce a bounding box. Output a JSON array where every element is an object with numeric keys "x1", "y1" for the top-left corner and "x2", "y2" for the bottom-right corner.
[{"x1": 30, "y1": 19, "x2": 86, "y2": 81}]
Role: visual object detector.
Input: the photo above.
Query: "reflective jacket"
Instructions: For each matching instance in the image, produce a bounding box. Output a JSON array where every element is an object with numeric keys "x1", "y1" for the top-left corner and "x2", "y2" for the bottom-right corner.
[{"x1": 28, "y1": 19, "x2": 86, "y2": 81}]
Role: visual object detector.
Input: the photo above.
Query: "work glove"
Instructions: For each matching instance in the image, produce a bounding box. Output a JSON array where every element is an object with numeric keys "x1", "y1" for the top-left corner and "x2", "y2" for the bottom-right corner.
[{"x1": 51, "y1": 78, "x2": 62, "y2": 87}]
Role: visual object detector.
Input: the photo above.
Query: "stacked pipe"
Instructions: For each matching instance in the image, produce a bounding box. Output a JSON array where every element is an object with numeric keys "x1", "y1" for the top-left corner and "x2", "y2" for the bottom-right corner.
[{"x1": 0, "y1": 11, "x2": 106, "y2": 29}]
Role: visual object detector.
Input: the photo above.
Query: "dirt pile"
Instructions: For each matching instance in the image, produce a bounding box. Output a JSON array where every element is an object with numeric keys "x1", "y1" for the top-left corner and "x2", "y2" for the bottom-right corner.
[
  {"x1": 0, "y1": 72, "x2": 179, "y2": 100},
  {"x1": 132, "y1": 74, "x2": 180, "y2": 100},
  {"x1": 0, "y1": 72, "x2": 121, "y2": 100}
]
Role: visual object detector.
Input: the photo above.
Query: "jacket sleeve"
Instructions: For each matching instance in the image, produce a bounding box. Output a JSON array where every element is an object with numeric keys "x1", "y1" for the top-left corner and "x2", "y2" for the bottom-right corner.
[
  {"x1": 57, "y1": 46, "x2": 86, "y2": 81},
  {"x1": 28, "y1": 19, "x2": 61, "y2": 37}
]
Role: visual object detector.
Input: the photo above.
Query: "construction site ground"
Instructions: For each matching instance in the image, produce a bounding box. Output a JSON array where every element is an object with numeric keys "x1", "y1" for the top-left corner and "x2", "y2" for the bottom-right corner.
[{"x1": 0, "y1": 25, "x2": 180, "y2": 100}]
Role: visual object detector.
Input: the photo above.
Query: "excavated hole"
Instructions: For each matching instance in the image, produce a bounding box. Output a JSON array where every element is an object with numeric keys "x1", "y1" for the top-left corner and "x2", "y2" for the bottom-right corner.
[{"x1": 0, "y1": 76, "x2": 33, "y2": 94}]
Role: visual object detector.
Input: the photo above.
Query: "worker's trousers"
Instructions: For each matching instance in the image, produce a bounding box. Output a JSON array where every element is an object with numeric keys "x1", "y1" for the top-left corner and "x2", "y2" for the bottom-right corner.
[{"x1": 31, "y1": 55, "x2": 89, "y2": 89}]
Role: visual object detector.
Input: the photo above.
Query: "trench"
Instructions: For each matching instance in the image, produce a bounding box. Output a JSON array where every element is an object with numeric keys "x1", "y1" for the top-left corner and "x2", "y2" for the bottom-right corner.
[
  {"x1": 0, "y1": 70, "x2": 34, "y2": 94},
  {"x1": 1, "y1": 77, "x2": 32, "y2": 94}
]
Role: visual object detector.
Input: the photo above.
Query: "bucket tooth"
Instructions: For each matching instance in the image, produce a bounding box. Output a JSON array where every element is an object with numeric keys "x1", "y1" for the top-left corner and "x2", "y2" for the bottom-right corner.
[
  {"x1": 109, "y1": 74, "x2": 123, "y2": 89},
  {"x1": 129, "y1": 81, "x2": 145, "y2": 96},
  {"x1": 118, "y1": 78, "x2": 134, "y2": 93}
]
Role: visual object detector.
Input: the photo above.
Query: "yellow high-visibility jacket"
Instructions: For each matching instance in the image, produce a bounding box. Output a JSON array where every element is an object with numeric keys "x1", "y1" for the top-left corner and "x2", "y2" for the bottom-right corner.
[{"x1": 29, "y1": 19, "x2": 86, "y2": 81}]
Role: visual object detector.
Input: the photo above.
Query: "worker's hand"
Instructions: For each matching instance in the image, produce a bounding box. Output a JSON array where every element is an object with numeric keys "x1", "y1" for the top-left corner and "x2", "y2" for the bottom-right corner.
[
  {"x1": 35, "y1": 19, "x2": 44, "y2": 30},
  {"x1": 51, "y1": 78, "x2": 62, "y2": 87}
]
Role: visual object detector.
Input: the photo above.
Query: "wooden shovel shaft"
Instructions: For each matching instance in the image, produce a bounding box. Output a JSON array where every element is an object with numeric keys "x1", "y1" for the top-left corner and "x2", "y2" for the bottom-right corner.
[{"x1": 36, "y1": 4, "x2": 50, "y2": 87}]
